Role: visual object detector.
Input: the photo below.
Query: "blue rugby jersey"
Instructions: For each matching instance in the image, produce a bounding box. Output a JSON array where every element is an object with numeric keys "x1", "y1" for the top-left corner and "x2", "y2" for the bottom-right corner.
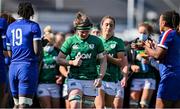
[
  {"x1": 0, "y1": 18, "x2": 8, "y2": 62},
  {"x1": 6, "y1": 18, "x2": 41, "y2": 62},
  {"x1": 158, "y1": 29, "x2": 180, "y2": 75}
]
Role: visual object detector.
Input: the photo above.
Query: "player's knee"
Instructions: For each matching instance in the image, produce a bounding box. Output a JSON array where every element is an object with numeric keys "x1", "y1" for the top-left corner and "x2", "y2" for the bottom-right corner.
[
  {"x1": 19, "y1": 97, "x2": 33, "y2": 107},
  {"x1": 140, "y1": 100, "x2": 149, "y2": 108},
  {"x1": 68, "y1": 94, "x2": 81, "y2": 103},
  {"x1": 82, "y1": 98, "x2": 95, "y2": 108},
  {"x1": 129, "y1": 99, "x2": 139, "y2": 108}
]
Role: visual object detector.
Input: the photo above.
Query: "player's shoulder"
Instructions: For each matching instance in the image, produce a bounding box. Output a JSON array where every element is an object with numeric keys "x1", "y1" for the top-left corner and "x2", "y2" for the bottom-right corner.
[
  {"x1": 28, "y1": 20, "x2": 40, "y2": 27},
  {"x1": 113, "y1": 36, "x2": 123, "y2": 42},
  {"x1": 89, "y1": 35, "x2": 102, "y2": 42},
  {"x1": 0, "y1": 18, "x2": 8, "y2": 30}
]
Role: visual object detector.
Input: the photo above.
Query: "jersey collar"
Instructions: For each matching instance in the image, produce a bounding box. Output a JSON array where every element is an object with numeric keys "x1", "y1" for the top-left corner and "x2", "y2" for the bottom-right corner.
[{"x1": 75, "y1": 34, "x2": 90, "y2": 42}]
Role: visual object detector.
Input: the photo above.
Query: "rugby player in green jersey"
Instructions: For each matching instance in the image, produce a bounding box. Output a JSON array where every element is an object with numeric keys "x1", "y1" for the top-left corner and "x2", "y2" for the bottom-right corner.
[
  {"x1": 37, "y1": 30, "x2": 61, "y2": 108},
  {"x1": 95, "y1": 16, "x2": 129, "y2": 108},
  {"x1": 56, "y1": 12, "x2": 107, "y2": 108}
]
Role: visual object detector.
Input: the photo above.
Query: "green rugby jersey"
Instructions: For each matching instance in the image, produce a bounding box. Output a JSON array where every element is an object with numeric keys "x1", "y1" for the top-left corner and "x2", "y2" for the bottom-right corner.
[
  {"x1": 99, "y1": 36, "x2": 125, "y2": 82},
  {"x1": 39, "y1": 47, "x2": 59, "y2": 83},
  {"x1": 60, "y1": 34, "x2": 104, "y2": 80},
  {"x1": 132, "y1": 49, "x2": 156, "y2": 79}
]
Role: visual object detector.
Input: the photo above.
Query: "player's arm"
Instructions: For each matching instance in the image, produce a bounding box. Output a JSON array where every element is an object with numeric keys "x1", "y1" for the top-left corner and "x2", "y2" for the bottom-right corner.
[
  {"x1": 106, "y1": 53, "x2": 123, "y2": 66},
  {"x1": 94, "y1": 52, "x2": 107, "y2": 88},
  {"x1": 118, "y1": 52, "x2": 129, "y2": 87},
  {"x1": 97, "y1": 52, "x2": 107, "y2": 79},
  {"x1": 33, "y1": 40, "x2": 43, "y2": 60},
  {"x1": 59, "y1": 65, "x2": 69, "y2": 77},
  {"x1": 56, "y1": 51, "x2": 81, "y2": 66},
  {"x1": 144, "y1": 45, "x2": 166, "y2": 59},
  {"x1": 6, "y1": 29, "x2": 12, "y2": 57},
  {"x1": 144, "y1": 31, "x2": 172, "y2": 59},
  {"x1": 32, "y1": 23, "x2": 43, "y2": 71},
  {"x1": 107, "y1": 39, "x2": 125, "y2": 66}
]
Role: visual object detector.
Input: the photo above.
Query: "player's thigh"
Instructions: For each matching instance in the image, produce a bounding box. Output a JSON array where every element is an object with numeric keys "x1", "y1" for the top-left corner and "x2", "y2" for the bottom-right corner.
[
  {"x1": 38, "y1": 96, "x2": 51, "y2": 108},
  {"x1": 95, "y1": 88, "x2": 105, "y2": 108},
  {"x1": 8, "y1": 63, "x2": 19, "y2": 96},
  {"x1": 51, "y1": 97, "x2": 60, "y2": 108},
  {"x1": 130, "y1": 79, "x2": 143, "y2": 100},
  {"x1": 105, "y1": 93, "x2": 115, "y2": 108},
  {"x1": 67, "y1": 79, "x2": 83, "y2": 102},
  {"x1": 113, "y1": 96, "x2": 124, "y2": 108},
  {"x1": 19, "y1": 62, "x2": 38, "y2": 96}
]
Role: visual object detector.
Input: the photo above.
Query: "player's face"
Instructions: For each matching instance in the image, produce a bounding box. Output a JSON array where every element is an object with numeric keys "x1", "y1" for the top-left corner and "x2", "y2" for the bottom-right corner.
[
  {"x1": 101, "y1": 18, "x2": 115, "y2": 36},
  {"x1": 159, "y1": 15, "x2": 165, "y2": 32},
  {"x1": 91, "y1": 29, "x2": 100, "y2": 36},
  {"x1": 138, "y1": 26, "x2": 147, "y2": 34},
  {"x1": 77, "y1": 30, "x2": 90, "y2": 39}
]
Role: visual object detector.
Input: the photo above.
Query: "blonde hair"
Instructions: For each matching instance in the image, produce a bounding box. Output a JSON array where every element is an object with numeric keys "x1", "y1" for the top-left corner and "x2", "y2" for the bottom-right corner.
[{"x1": 43, "y1": 25, "x2": 55, "y2": 44}]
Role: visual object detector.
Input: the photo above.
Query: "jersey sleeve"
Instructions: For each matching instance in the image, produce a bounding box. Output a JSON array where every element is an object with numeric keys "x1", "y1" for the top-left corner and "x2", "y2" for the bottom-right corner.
[
  {"x1": 32, "y1": 23, "x2": 41, "y2": 41},
  {"x1": 0, "y1": 18, "x2": 8, "y2": 50},
  {"x1": 158, "y1": 29, "x2": 173, "y2": 49},
  {"x1": 2, "y1": 32, "x2": 7, "y2": 51},
  {"x1": 116, "y1": 38, "x2": 125, "y2": 53},
  {"x1": 6, "y1": 27, "x2": 11, "y2": 51},
  {"x1": 60, "y1": 38, "x2": 72, "y2": 55}
]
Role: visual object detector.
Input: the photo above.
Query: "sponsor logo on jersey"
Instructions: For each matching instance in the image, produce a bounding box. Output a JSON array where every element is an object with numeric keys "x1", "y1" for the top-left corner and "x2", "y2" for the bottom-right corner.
[
  {"x1": 110, "y1": 44, "x2": 116, "y2": 49},
  {"x1": 43, "y1": 64, "x2": 56, "y2": 69},
  {"x1": 108, "y1": 53, "x2": 114, "y2": 57},
  {"x1": 72, "y1": 44, "x2": 78, "y2": 49},
  {"x1": 75, "y1": 52, "x2": 92, "y2": 59},
  {"x1": 89, "y1": 44, "x2": 94, "y2": 49}
]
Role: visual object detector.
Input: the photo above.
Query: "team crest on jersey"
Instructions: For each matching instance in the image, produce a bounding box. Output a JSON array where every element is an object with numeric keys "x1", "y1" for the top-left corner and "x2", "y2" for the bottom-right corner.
[
  {"x1": 110, "y1": 44, "x2": 116, "y2": 49},
  {"x1": 72, "y1": 44, "x2": 78, "y2": 49},
  {"x1": 89, "y1": 44, "x2": 94, "y2": 49}
]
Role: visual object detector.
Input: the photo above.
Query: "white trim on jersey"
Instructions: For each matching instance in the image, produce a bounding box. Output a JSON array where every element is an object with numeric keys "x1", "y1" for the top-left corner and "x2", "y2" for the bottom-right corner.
[
  {"x1": 158, "y1": 29, "x2": 172, "y2": 49},
  {"x1": 96, "y1": 52, "x2": 104, "y2": 59},
  {"x1": 1, "y1": 35, "x2": 6, "y2": 39},
  {"x1": 6, "y1": 43, "x2": 11, "y2": 46},
  {"x1": 157, "y1": 44, "x2": 168, "y2": 49},
  {"x1": 33, "y1": 38, "x2": 41, "y2": 41}
]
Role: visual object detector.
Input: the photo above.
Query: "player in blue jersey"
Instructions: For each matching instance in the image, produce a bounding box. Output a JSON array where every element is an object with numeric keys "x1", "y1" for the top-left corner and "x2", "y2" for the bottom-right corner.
[
  {"x1": 144, "y1": 11, "x2": 180, "y2": 108},
  {"x1": 0, "y1": 13, "x2": 8, "y2": 107},
  {"x1": 0, "y1": 13, "x2": 16, "y2": 108},
  {"x1": 6, "y1": 2, "x2": 42, "y2": 108}
]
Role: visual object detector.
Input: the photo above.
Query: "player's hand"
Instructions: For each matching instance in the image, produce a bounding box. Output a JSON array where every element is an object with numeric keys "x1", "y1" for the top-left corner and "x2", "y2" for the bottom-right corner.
[
  {"x1": 121, "y1": 76, "x2": 128, "y2": 87},
  {"x1": 55, "y1": 75, "x2": 63, "y2": 85},
  {"x1": 131, "y1": 65, "x2": 140, "y2": 73},
  {"x1": 94, "y1": 78, "x2": 102, "y2": 88},
  {"x1": 72, "y1": 55, "x2": 82, "y2": 66}
]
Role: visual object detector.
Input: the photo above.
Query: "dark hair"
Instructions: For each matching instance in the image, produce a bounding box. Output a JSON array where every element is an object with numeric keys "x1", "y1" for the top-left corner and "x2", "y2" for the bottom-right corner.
[
  {"x1": 73, "y1": 12, "x2": 92, "y2": 29},
  {"x1": 161, "y1": 10, "x2": 179, "y2": 30},
  {"x1": 0, "y1": 13, "x2": 16, "y2": 24},
  {"x1": 100, "y1": 16, "x2": 116, "y2": 28},
  {"x1": 17, "y1": 2, "x2": 34, "y2": 19}
]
